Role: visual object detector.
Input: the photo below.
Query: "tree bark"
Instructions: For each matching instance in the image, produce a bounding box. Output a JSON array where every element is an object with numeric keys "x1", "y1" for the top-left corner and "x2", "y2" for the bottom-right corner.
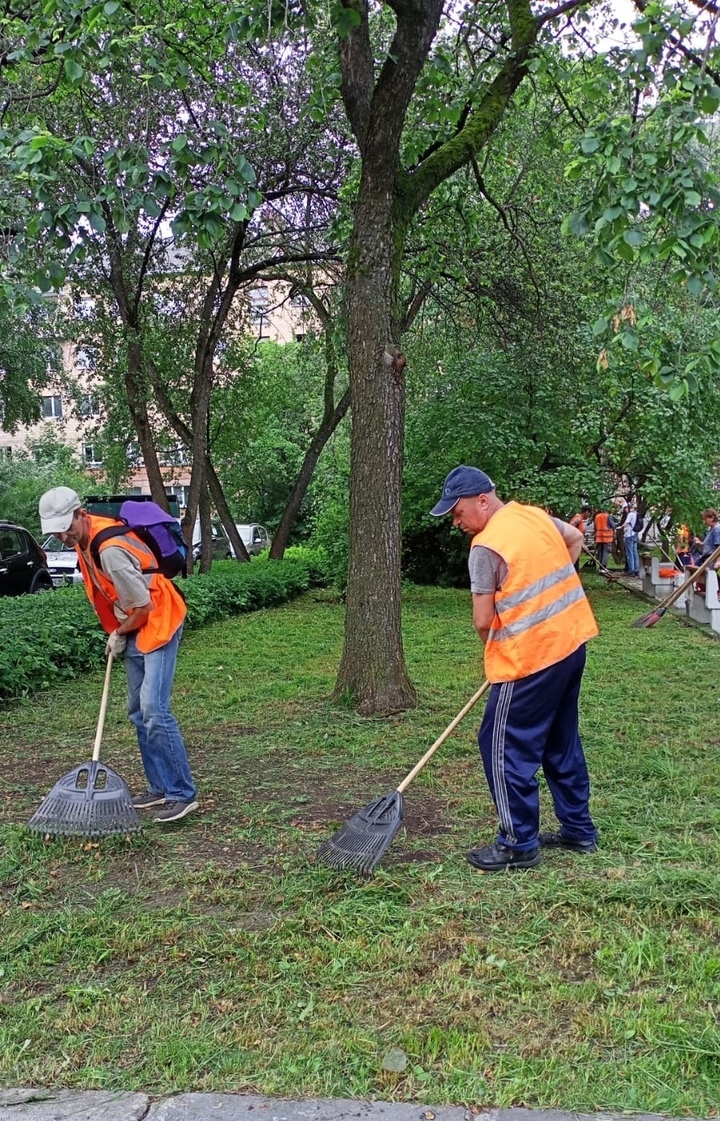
[
  {"x1": 335, "y1": 0, "x2": 540, "y2": 713},
  {"x1": 334, "y1": 185, "x2": 417, "y2": 714}
]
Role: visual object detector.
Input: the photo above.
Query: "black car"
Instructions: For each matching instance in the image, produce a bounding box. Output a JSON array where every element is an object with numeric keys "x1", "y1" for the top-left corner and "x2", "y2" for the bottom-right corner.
[{"x1": 0, "y1": 522, "x2": 54, "y2": 596}]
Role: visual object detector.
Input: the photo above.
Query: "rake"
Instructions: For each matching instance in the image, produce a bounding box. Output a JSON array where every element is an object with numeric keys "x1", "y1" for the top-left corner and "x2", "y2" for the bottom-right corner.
[
  {"x1": 316, "y1": 680, "x2": 490, "y2": 874},
  {"x1": 631, "y1": 542, "x2": 720, "y2": 629},
  {"x1": 581, "y1": 544, "x2": 620, "y2": 582},
  {"x1": 28, "y1": 652, "x2": 141, "y2": 838}
]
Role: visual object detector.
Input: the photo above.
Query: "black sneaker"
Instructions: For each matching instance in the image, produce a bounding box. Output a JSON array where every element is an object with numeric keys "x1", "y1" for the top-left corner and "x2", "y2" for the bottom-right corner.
[
  {"x1": 133, "y1": 791, "x2": 166, "y2": 809},
  {"x1": 466, "y1": 841, "x2": 541, "y2": 872},
  {"x1": 154, "y1": 799, "x2": 198, "y2": 823},
  {"x1": 539, "y1": 830, "x2": 598, "y2": 853}
]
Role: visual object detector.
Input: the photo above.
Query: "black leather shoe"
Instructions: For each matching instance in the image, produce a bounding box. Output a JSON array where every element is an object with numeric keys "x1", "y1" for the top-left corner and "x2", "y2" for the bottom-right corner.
[
  {"x1": 466, "y1": 841, "x2": 541, "y2": 872},
  {"x1": 539, "y1": 830, "x2": 597, "y2": 853}
]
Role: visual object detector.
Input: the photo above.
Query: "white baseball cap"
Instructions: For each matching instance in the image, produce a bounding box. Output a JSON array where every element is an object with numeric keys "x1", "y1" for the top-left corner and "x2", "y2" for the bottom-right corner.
[{"x1": 39, "y1": 487, "x2": 83, "y2": 534}]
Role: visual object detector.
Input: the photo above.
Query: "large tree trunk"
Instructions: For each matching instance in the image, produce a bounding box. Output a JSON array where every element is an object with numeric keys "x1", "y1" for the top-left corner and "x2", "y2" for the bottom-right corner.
[{"x1": 334, "y1": 191, "x2": 416, "y2": 714}]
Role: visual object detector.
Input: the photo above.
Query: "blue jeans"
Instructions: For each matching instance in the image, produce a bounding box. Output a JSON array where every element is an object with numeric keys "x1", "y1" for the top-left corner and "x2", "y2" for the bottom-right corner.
[
  {"x1": 624, "y1": 533, "x2": 639, "y2": 574},
  {"x1": 125, "y1": 626, "x2": 196, "y2": 802}
]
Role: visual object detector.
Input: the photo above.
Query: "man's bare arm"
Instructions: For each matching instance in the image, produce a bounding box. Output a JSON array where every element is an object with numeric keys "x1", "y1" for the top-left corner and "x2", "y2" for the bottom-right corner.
[{"x1": 472, "y1": 592, "x2": 496, "y2": 644}]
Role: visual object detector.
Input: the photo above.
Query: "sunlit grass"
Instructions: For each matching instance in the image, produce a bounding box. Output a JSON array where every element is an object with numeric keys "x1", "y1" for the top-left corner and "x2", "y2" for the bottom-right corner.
[{"x1": 0, "y1": 576, "x2": 719, "y2": 1113}]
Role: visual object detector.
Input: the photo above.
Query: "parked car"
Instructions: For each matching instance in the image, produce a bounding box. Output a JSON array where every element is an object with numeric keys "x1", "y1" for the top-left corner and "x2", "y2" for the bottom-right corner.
[
  {"x1": 0, "y1": 523, "x2": 53, "y2": 596},
  {"x1": 230, "y1": 523, "x2": 272, "y2": 558},
  {"x1": 192, "y1": 520, "x2": 231, "y2": 563},
  {"x1": 42, "y1": 536, "x2": 84, "y2": 587}
]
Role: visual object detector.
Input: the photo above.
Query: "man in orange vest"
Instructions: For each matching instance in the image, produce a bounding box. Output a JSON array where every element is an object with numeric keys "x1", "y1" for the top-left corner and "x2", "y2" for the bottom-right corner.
[
  {"x1": 593, "y1": 507, "x2": 615, "y2": 569},
  {"x1": 39, "y1": 486, "x2": 198, "y2": 823},
  {"x1": 431, "y1": 466, "x2": 599, "y2": 872}
]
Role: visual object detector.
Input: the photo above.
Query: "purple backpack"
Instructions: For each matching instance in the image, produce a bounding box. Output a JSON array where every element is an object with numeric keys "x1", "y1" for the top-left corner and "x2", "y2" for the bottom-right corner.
[{"x1": 90, "y1": 501, "x2": 188, "y2": 578}]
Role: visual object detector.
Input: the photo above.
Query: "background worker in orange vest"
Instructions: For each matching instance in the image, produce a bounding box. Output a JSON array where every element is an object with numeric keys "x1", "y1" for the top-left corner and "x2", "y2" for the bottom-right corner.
[
  {"x1": 593, "y1": 506, "x2": 615, "y2": 569},
  {"x1": 431, "y1": 466, "x2": 599, "y2": 872},
  {"x1": 39, "y1": 486, "x2": 198, "y2": 823}
]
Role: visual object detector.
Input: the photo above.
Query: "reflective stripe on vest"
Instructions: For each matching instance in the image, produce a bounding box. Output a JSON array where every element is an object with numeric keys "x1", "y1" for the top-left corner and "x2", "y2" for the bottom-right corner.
[
  {"x1": 76, "y1": 515, "x2": 186, "y2": 653},
  {"x1": 472, "y1": 502, "x2": 598, "y2": 683}
]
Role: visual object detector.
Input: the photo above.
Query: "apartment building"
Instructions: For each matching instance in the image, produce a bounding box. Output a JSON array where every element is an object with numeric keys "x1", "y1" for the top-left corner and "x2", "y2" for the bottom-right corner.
[{"x1": 2, "y1": 281, "x2": 313, "y2": 507}]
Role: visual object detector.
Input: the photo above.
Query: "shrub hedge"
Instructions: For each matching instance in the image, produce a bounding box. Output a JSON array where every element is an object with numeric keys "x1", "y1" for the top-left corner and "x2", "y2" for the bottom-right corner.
[{"x1": 0, "y1": 548, "x2": 328, "y2": 701}]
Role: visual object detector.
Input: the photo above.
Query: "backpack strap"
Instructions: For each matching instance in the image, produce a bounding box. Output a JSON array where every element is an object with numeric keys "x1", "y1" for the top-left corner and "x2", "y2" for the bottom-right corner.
[{"x1": 90, "y1": 523, "x2": 161, "y2": 574}]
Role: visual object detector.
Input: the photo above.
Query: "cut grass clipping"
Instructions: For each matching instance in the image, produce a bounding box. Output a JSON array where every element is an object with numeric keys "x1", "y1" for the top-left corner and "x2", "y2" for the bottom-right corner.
[{"x1": 1, "y1": 577, "x2": 719, "y2": 1115}]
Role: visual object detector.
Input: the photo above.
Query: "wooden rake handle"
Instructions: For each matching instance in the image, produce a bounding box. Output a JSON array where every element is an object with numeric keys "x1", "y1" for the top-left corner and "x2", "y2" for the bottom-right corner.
[
  {"x1": 397, "y1": 680, "x2": 490, "y2": 794},
  {"x1": 653, "y1": 541, "x2": 720, "y2": 614},
  {"x1": 92, "y1": 652, "x2": 115, "y2": 763},
  {"x1": 581, "y1": 543, "x2": 617, "y2": 581}
]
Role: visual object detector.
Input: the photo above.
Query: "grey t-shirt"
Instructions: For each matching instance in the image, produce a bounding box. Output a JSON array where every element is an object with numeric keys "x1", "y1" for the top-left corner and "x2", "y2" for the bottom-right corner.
[
  {"x1": 82, "y1": 543, "x2": 152, "y2": 623},
  {"x1": 469, "y1": 516, "x2": 567, "y2": 594}
]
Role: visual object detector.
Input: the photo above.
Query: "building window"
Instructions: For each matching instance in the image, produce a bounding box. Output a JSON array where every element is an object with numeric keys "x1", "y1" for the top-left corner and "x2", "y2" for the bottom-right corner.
[
  {"x1": 295, "y1": 332, "x2": 305, "y2": 342},
  {"x1": 73, "y1": 295, "x2": 96, "y2": 319},
  {"x1": 75, "y1": 347, "x2": 95, "y2": 370},
  {"x1": 42, "y1": 395, "x2": 63, "y2": 419},
  {"x1": 249, "y1": 287, "x2": 269, "y2": 320},
  {"x1": 80, "y1": 393, "x2": 100, "y2": 418},
  {"x1": 83, "y1": 444, "x2": 102, "y2": 466},
  {"x1": 167, "y1": 485, "x2": 190, "y2": 508}
]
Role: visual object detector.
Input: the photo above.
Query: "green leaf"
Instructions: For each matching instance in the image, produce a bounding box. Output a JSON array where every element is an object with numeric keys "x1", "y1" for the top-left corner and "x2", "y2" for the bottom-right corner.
[
  {"x1": 104, "y1": 0, "x2": 120, "y2": 12},
  {"x1": 615, "y1": 238, "x2": 635, "y2": 263},
  {"x1": 88, "y1": 210, "x2": 106, "y2": 233},
  {"x1": 686, "y1": 275, "x2": 703, "y2": 296},
  {"x1": 565, "y1": 209, "x2": 590, "y2": 237},
  {"x1": 580, "y1": 136, "x2": 600, "y2": 154},
  {"x1": 63, "y1": 58, "x2": 84, "y2": 83},
  {"x1": 591, "y1": 316, "x2": 609, "y2": 337},
  {"x1": 623, "y1": 228, "x2": 644, "y2": 247},
  {"x1": 332, "y1": 5, "x2": 362, "y2": 36}
]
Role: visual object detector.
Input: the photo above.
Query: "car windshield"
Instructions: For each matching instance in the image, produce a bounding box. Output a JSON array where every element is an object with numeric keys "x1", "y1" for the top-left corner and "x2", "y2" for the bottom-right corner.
[{"x1": 43, "y1": 536, "x2": 74, "y2": 552}]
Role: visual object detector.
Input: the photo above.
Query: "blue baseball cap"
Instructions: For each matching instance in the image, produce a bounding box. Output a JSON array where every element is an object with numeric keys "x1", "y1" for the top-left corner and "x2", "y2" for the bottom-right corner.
[{"x1": 430, "y1": 465, "x2": 495, "y2": 517}]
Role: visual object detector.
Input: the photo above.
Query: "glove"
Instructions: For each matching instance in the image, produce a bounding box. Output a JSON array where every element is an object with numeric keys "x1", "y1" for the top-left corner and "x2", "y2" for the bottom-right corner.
[{"x1": 105, "y1": 630, "x2": 127, "y2": 658}]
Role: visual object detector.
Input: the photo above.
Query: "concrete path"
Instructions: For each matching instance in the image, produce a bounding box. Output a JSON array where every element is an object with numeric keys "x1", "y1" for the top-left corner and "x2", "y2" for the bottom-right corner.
[{"x1": 0, "y1": 1090, "x2": 704, "y2": 1121}]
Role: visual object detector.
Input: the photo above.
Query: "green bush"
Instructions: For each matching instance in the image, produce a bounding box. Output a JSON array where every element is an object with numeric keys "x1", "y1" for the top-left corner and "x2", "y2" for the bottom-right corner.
[{"x1": 0, "y1": 548, "x2": 328, "y2": 701}]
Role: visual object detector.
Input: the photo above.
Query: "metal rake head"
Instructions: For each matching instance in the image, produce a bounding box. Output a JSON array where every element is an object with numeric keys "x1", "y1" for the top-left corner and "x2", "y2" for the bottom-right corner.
[
  {"x1": 316, "y1": 789, "x2": 404, "y2": 874},
  {"x1": 28, "y1": 760, "x2": 141, "y2": 838}
]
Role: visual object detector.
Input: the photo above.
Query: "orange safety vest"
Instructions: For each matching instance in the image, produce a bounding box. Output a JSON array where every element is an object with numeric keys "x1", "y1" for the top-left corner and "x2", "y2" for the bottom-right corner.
[
  {"x1": 472, "y1": 502, "x2": 599, "y2": 683},
  {"x1": 594, "y1": 512, "x2": 613, "y2": 543},
  {"x1": 75, "y1": 515, "x2": 186, "y2": 654}
]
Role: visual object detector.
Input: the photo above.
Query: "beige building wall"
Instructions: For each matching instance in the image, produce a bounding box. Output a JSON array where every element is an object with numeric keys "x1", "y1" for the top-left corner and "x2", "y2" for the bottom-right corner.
[{"x1": 1, "y1": 281, "x2": 315, "y2": 507}]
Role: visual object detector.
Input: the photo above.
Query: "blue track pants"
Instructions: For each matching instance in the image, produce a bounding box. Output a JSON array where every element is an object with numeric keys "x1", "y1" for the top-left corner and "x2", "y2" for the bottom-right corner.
[{"x1": 478, "y1": 644, "x2": 597, "y2": 851}]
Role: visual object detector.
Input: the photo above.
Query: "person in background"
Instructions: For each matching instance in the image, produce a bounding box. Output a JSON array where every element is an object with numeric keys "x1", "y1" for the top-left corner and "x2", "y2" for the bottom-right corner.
[
  {"x1": 593, "y1": 506, "x2": 616, "y2": 569},
  {"x1": 38, "y1": 486, "x2": 198, "y2": 823},
  {"x1": 430, "y1": 466, "x2": 599, "y2": 873},
  {"x1": 700, "y1": 509, "x2": 720, "y2": 558},
  {"x1": 623, "y1": 505, "x2": 641, "y2": 578}
]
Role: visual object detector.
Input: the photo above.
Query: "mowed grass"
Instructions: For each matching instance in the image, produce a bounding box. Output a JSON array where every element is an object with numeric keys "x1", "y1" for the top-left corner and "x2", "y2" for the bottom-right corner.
[{"x1": 1, "y1": 577, "x2": 719, "y2": 1114}]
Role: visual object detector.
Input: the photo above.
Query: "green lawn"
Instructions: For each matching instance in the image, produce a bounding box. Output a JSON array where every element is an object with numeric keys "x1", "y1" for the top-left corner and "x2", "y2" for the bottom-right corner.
[{"x1": 1, "y1": 577, "x2": 719, "y2": 1114}]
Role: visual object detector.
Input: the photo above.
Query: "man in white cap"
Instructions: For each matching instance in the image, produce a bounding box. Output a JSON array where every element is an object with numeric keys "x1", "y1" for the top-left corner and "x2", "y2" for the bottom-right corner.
[
  {"x1": 39, "y1": 487, "x2": 197, "y2": 822},
  {"x1": 430, "y1": 466, "x2": 599, "y2": 872}
]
